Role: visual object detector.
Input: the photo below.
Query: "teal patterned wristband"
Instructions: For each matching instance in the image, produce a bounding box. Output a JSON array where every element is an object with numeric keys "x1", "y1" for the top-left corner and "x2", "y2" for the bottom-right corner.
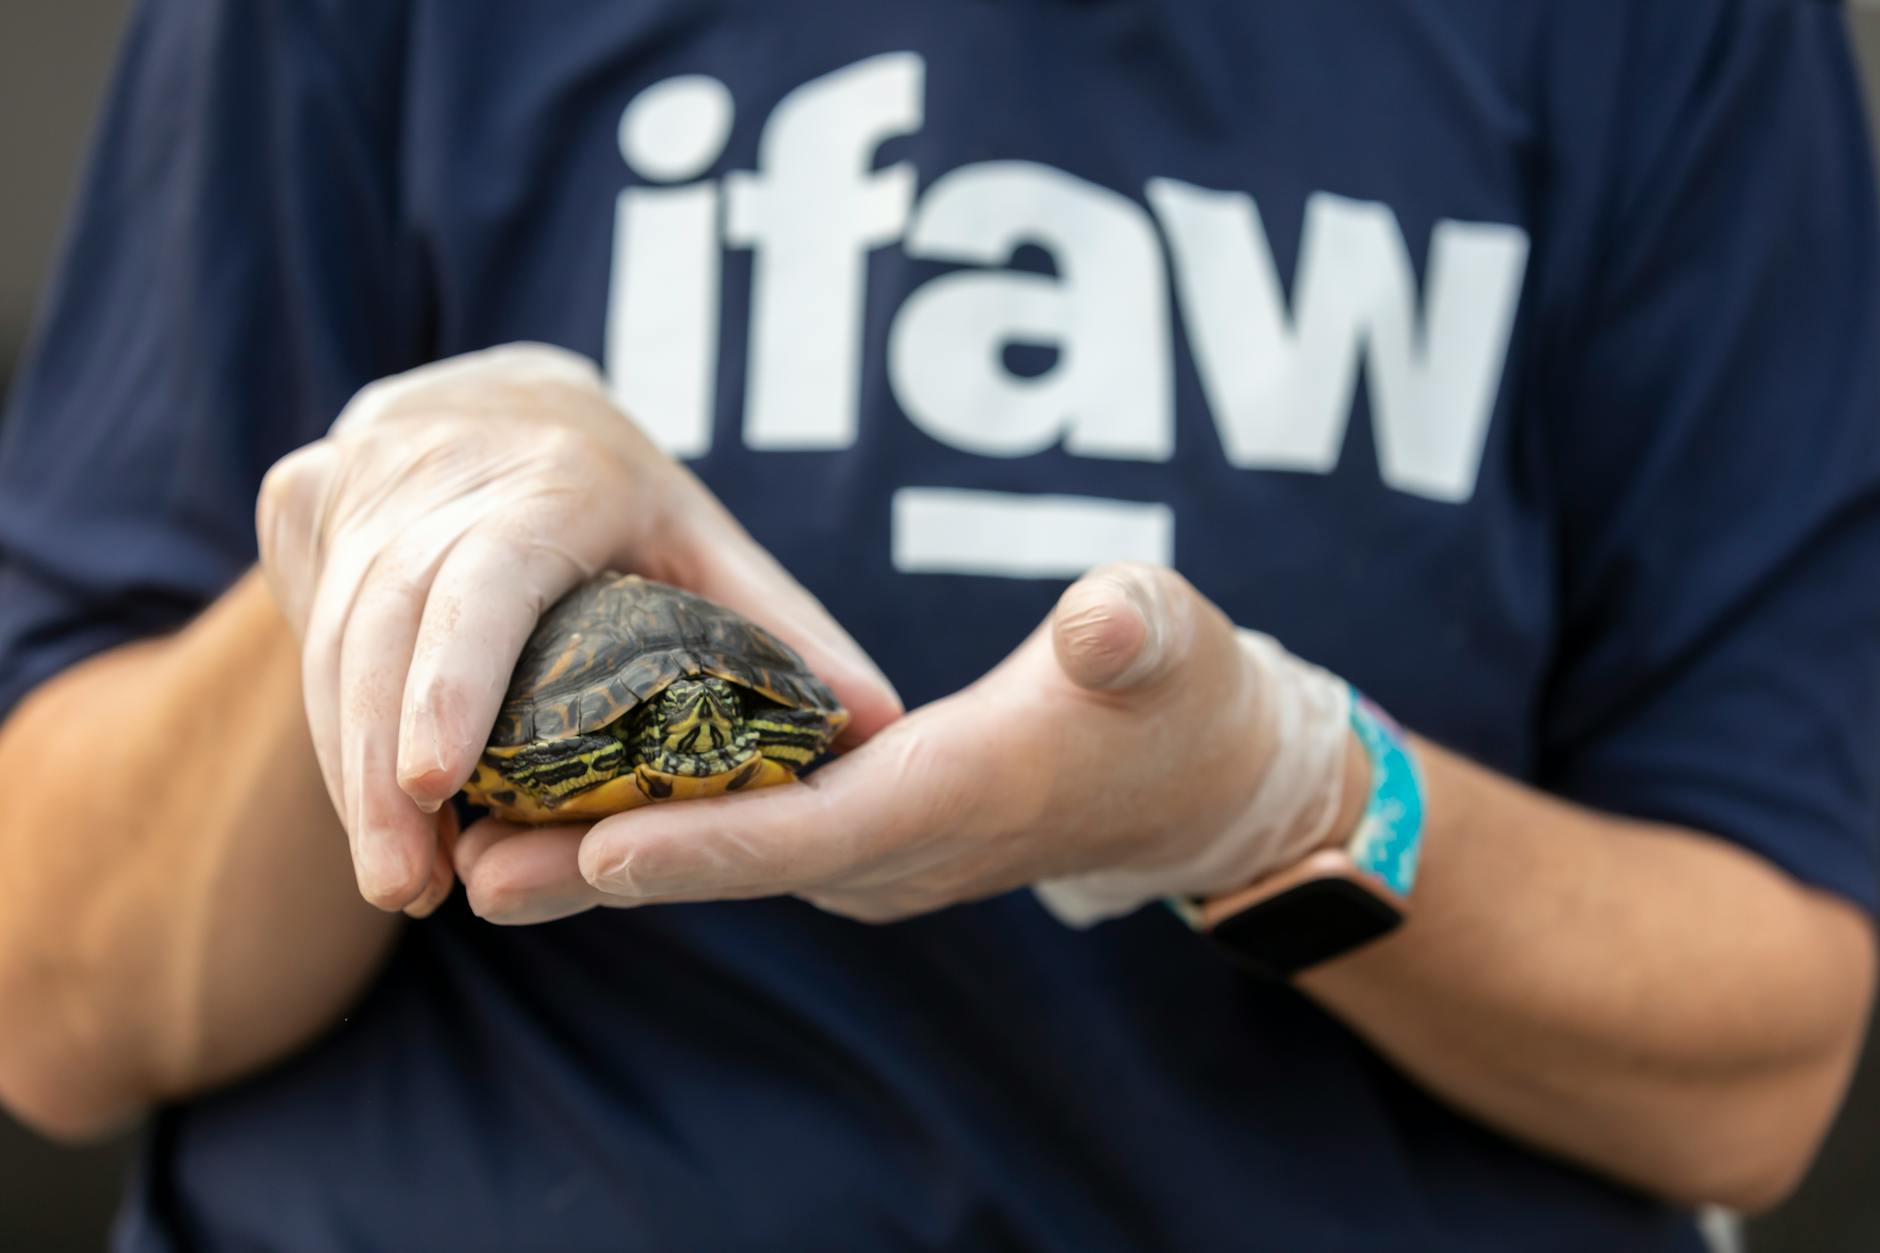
[{"x1": 1347, "y1": 686, "x2": 1423, "y2": 899}]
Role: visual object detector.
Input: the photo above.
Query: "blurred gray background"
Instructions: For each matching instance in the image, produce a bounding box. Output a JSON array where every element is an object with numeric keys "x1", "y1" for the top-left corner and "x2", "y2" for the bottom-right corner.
[{"x1": 3, "y1": 3, "x2": 1880, "y2": 1250}]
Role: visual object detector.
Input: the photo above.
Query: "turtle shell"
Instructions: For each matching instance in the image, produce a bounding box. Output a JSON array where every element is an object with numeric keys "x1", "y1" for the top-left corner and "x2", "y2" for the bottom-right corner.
[{"x1": 487, "y1": 572, "x2": 842, "y2": 748}]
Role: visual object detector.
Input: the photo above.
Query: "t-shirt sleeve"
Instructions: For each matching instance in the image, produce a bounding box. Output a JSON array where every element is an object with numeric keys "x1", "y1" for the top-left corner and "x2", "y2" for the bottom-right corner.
[
  {"x1": 1537, "y1": 1, "x2": 1880, "y2": 913},
  {"x1": 0, "y1": 0, "x2": 418, "y2": 722}
]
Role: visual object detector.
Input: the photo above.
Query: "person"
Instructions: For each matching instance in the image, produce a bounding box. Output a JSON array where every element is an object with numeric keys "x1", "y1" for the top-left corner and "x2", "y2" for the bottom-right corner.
[{"x1": 3, "y1": 1, "x2": 1879, "y2": 1249}]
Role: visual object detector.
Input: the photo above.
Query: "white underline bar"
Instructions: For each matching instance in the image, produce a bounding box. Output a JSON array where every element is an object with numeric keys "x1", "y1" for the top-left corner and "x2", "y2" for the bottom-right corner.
[{"x1": 891, "y1": 487, "x2": 1175, "y2": 579}]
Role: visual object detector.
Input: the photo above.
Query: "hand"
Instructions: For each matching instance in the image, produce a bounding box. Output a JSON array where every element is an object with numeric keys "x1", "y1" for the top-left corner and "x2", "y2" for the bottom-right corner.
[
  {"x1": 256, "y1": 344, "x2": 902, "y2": 916},
  {"x1": 454, "y1": 564, "x2": 1359, "y2": 926}
]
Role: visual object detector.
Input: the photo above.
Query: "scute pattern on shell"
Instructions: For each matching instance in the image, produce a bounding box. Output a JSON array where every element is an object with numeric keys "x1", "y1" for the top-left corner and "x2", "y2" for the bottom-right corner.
[{"x1": 488, "y1": 573, "x2": 842, "y2": 747}]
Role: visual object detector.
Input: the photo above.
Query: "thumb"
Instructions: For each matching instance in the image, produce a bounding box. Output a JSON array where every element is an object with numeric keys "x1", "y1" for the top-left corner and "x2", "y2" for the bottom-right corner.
[{"x1": 1051, "y1": 563, "x2": 1195, "y2": 693}]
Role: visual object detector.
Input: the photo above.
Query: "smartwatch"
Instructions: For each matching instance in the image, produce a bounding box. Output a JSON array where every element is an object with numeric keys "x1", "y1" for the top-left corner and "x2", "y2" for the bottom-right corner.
[{"x1": 1174, "y1": 688, "x2": 1425, "y2": 978}]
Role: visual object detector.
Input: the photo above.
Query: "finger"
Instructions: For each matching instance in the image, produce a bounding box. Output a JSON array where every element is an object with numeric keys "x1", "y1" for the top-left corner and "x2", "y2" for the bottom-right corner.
[
  {"x1": 336, "y1": 550, "x2": 445, "y2": 910},
  {"x1": 683, "y1": 524, "x2": 903, "y2": 748},
  {"x1": 455, "y1": 818, "x2": 610, "y2": 925},
  {"x1": 403, "y1": 805, "x2": 461, "y2": 920},
  {"x1": 577, "y1": 716, "x2": 965, "y2": 902},
  {"x1": 300, "y1": 532, "x2": 387, "y2": 840},
  {"x1": 255, "y1": 440, "x2": 340, "y2": 636},
  {"x1": 397, "y1": 525, "x2": 594, "y2": 810},
  {"x1": 796, "y1": 889, "x2": 927, "y2": 925},
  {"x1": 450, "y1": 814, "x2": 516, "y2": 882},
  {"x1": 333, "y1": 343, "x2": 605, "y2": 436},
  {"x1": 1051, "y1": 563, "x2": 1198, "y2": 693},
  {"x1": 299, "y1": 645, "x2": 347, "y2": 827}
]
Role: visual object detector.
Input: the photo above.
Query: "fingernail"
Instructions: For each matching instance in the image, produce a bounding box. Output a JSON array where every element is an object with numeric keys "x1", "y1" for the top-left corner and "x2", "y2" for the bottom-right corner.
[
  {"x1": 583, "y1": 844, "x2": 670, "y2": 898},
  {"x1": 399, "y1": 701, "x2": 456, "y2": 786},
  {"x1": 589, "y1": 853, "x2": 643, "y2": 895},
  {"x1": 403, "y1": 864, "x2": 453, "y2": 919},
  {"x1": 1108, "y1": 574, "x2": 1167, "y2": 687},
  {"x1": 1054, "y1": 572, "x2": 1160, "y2": 691},
  {"x1": 358, "y1": 837, "x2": 414, "y2": 907}
]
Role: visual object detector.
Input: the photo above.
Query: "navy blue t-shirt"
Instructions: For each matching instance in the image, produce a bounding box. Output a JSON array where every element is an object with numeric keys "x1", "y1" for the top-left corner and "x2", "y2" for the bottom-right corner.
[{"x1": 6, "y1": 2, "x2": 1880, "y2": 1249}]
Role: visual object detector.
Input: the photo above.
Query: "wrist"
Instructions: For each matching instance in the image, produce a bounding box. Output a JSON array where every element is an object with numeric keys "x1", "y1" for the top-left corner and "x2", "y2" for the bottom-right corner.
[
  {"x1": 1184, "y1": 692, "x2": 1422, "y2": 971},
  {"x1": 1203, "y1": 724, "x2": 1363, "y2": 900},
  {"x1": 1322, "y1": 726, "x2": 1371, "y2": 854}
]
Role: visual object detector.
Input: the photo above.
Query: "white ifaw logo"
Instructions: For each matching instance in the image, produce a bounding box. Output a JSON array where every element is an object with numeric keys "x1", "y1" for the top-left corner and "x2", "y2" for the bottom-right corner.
[{"x1": 605, "y1": 53, "x2": 1530, "y2": 578}]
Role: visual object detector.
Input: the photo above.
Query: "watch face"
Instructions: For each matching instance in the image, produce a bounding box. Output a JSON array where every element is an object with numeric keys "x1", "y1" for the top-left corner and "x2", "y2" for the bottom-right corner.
[{"x1": 1208, "y1": 878, "x2": 1404, "y2": 979}]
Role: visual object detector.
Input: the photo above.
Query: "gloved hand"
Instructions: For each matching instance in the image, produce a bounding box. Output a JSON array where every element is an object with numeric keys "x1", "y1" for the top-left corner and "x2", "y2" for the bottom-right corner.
[
  {"x1": 453, "y1": 562, "x2": 1359, "y2": 927},
  {"x1": 256, "y1": 343, "x2": 902, "y2": 916}
]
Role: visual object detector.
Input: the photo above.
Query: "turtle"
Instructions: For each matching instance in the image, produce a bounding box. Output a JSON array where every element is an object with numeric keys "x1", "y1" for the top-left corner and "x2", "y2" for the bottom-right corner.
[{"x1": 460, "y1": 572, "x2": 848, "y2": 825}]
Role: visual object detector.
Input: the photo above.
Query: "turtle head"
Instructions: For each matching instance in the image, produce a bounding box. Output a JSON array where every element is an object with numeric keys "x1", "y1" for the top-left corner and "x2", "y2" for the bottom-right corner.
[{"x1": 647, "y1": 675, "x2": 744, "y2": 757}]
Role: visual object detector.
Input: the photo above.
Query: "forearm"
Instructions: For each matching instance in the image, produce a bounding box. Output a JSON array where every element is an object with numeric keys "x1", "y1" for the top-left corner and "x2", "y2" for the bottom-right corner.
[
  {"x1": 0, "y1": 571, "x2": 398, "y2": 1141},
  {"x1": 1300, "y1": 737, "x2": 1876, "y2": 1211}
]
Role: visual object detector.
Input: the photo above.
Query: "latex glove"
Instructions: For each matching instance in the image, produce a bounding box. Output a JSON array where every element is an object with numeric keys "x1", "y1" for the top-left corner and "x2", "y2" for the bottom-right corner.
[
  {"x1": 256, "y1": 343, "x2": 901, "y2": 916},
  {"x1": 453, "y1": 563, "x2": 1356, "y2": 927}
]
